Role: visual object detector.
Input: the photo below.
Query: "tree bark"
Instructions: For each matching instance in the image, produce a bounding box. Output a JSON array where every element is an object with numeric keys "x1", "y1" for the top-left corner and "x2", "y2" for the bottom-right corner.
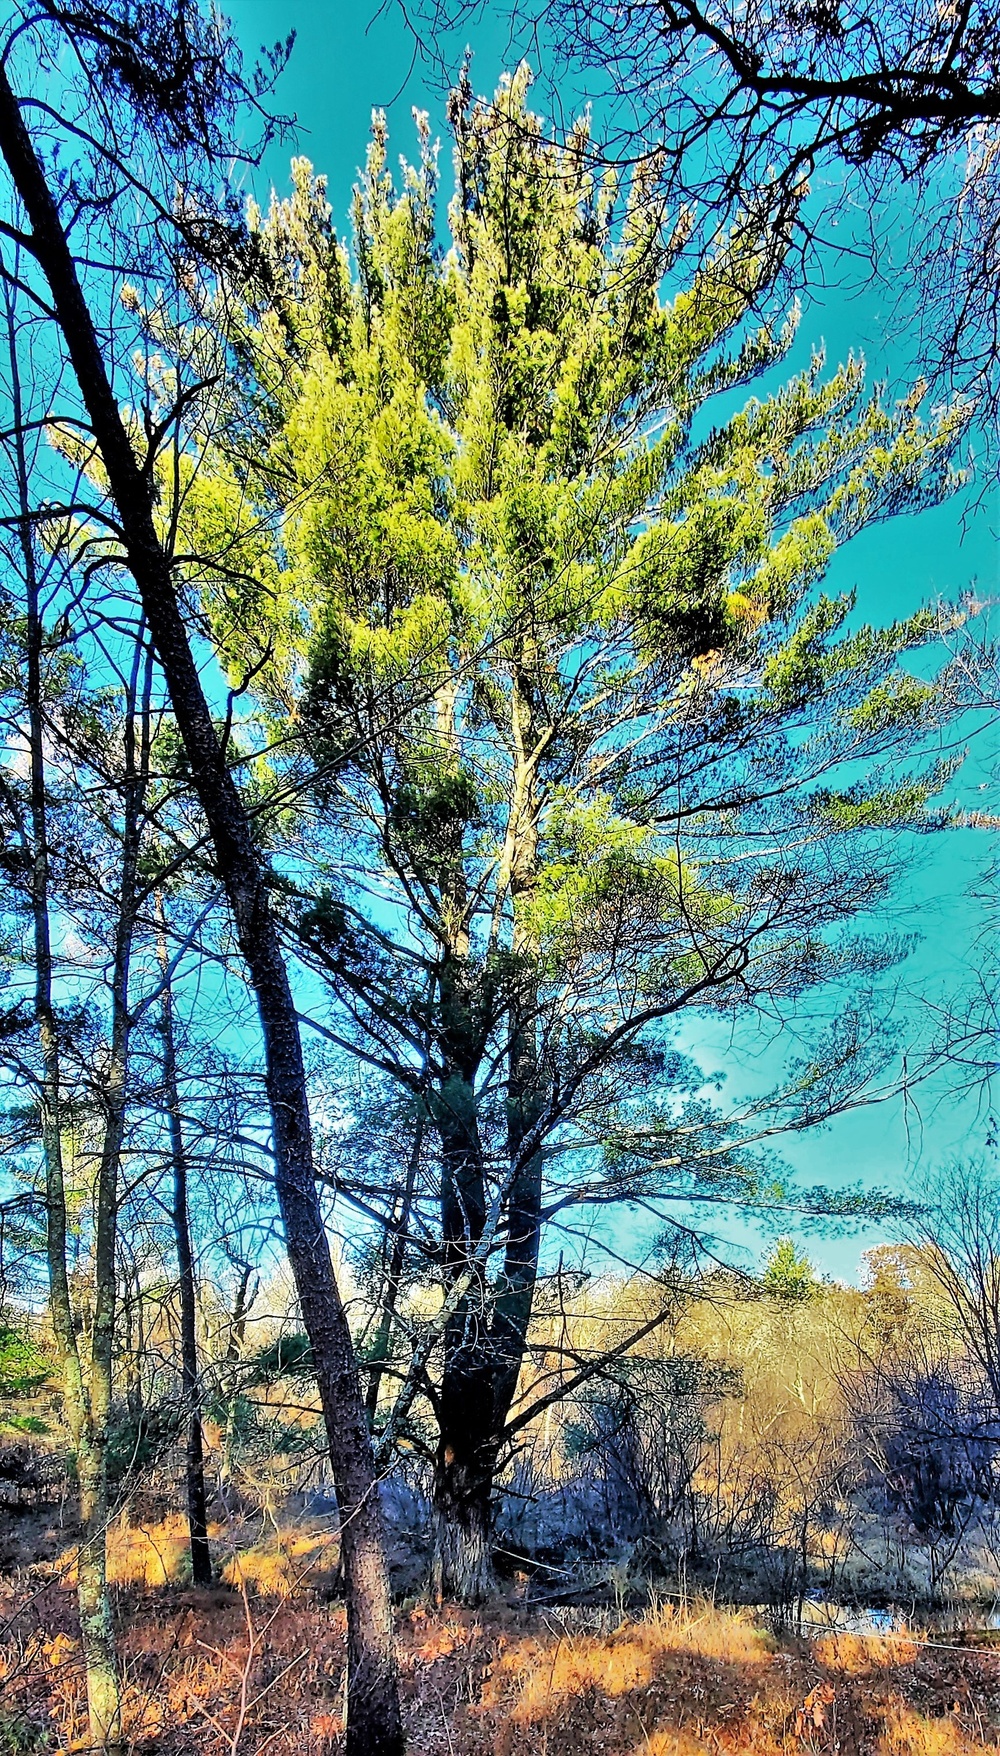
[
  {"x1": 6, "y1": 262, "x2": 123, "y2": 1752},
  {"x1": 155, "y1": 892, "x2": 212, "y2": 1587},
  {"x1": 365, "y1": 1117, "x2": 422, "y2": 1427},
  {"x1": 79, "y1": 628, "x2": 151, "y2": 1752},
  {"x1": 430, "y1": 661, "x2": 546, "y2": 1601},
  {"x1": 0, "y1": 68, "x2": 403, "y2": 1756},
  {"x1": 430, "y1": 961, "x2": 494, "y2": 1601}
]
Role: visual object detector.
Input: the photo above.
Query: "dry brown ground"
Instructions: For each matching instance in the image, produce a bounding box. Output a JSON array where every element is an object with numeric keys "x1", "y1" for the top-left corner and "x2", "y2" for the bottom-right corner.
[{"x1": 4, "y1": 1566, "x2": 1000, "y2": 1756}]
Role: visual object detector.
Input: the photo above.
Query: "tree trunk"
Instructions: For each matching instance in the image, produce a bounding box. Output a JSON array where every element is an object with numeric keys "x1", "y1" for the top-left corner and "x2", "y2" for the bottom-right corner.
[
  {"x1": 156, "y1": 892, "x2": 212, "y2": 1587},
  {"x1": 430, "y1": 1437, "x2": 497, "y2": 1605},
  {"x1": 365, "y1": 1117, "x2": 422, "y2": 1426},
  {"x1": 430, "y1": 1023, "x2": 495, "y2": 1601},
  {"x1": 7, "y1": 266, "x2": 123, "y2": 1752},
  {"x1": 76, "y1": 1437, "x2": 121, "y2": 1750},
  {"x1": 82, "y1": 630, "x2": 150, "y2": 1752},
  {"x1": 0, "y1": 67, "x2": 404, "y2": 1756},
  {"x1": 430, "y1": 661, "x2": 546, "y2": 1601}
]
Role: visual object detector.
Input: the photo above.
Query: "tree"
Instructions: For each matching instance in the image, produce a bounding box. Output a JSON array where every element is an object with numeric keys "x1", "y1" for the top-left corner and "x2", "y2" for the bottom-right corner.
[
  {"x1": 0, "y1": 292, "x2": 156, "y2": 1742},
  {"x1": 846, "y1": 1314, "x2": 1000, "y2": 1602},
  {"x1": 762, "y1": 1239, "x2": 821, "y2": 1302},
  {"x1": 907, "y1": 1156, "x2": 1000, "y2": 1412},
  {"x1": 418, "y1": 0, "x2": 1000, "y2": 453},
  {"x1": 155, "y1": 890, "x2": 212, "y2": 1587},
  {"x1": 0, "y1": 5, "x2": 403, "y2": 1750},
  {"x1": 184, "y1": 72, "x2": 972, "y2": 1597}
]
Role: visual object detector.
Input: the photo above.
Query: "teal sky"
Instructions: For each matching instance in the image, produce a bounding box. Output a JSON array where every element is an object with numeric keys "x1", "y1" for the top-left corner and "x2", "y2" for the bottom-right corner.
[{"x1": 225, "y1": 0, "x2": 998, "y2": 1282}]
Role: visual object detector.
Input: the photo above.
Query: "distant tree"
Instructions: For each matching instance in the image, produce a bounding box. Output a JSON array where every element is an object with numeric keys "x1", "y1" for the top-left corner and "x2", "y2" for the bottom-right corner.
[
  {"x1": 851, "y1": 1345, "x2": 998, "y2": 1601},
  {"x1": 908, "y1": 1156, "x2": 1000, "y2": 1412},
  {"x1": 762, "y1": 1238, "x2": 820, "y2": 1302}
]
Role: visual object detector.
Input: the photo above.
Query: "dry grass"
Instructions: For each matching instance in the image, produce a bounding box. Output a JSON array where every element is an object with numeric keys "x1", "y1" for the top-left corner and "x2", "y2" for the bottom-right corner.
[
  {"x1": 219, "y1": 1520, "x2": 340, "y2": 1597},
  {"x1": 2, "y1": 1589, "x2": 1000, "y2": 1755},
  {"x1": 51, "y1": 1513, "x2": 342, "y2": 1597}
]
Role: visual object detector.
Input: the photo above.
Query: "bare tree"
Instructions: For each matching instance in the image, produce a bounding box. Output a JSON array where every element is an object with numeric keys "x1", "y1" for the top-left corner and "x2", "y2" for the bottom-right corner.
[
  {"x1": 155, "y1": 890, "x2": 212, "y2": 1588},
  {"x1": 908, "y1": 1157, "x2": 1000, "y2": 1413}
]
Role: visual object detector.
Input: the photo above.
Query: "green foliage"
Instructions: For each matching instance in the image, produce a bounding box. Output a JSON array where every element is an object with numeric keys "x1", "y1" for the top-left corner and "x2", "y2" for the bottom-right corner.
[
  {"x1": 0, "y1": 1323, "x2": 50, "y2": 1403},
  {"x1": 0, "y1": 1709, "x2": 50, "y2": 1755},
  {"x1": 104, "y1": 1401, "x2": 182, "y2": 1487},
  {"x1": 189, "y1": 68, "x2": 969, "y2": 1009},
  {"x1": 249, "y1": 1331, "x2": 315, "y2": 1381},
  {"x1": 761, "y1": 1237, "x2": 821, "y2": 1301}
]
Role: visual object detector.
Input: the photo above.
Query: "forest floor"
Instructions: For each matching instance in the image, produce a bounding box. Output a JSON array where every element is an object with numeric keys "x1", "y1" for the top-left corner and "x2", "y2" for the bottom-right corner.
[{"x1": 4, "y1": 1541, "x2": 1000, "y2": 1756}]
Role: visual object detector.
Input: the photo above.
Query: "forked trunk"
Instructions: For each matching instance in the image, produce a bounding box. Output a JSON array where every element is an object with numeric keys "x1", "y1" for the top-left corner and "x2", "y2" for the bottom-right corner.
[
  {"x1": 431, "y1": 657, "x2": 548, "y2": 1603},
  {"x1": 432, "y1": 1056, "x2": 494, "y2": 1601}
]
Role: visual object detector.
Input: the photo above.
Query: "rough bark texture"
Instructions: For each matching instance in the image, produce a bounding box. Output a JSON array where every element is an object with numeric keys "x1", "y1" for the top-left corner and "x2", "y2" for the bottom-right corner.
[
  {"x1": 430, "y1": 664, "x2": 545, "y2": 1602},
  {"x1": 431, "y1": 953, "x2": 495, "y2": 1602},
  {"x1": 0, "y1": 67, "x2": 403, "y2": 1756},
  {"x1": 156, "y1": 894, "x2": 212, "y2": 1587},
  {"x1": 428, "y1": 660, "x2": 544, "y2": 1608}
]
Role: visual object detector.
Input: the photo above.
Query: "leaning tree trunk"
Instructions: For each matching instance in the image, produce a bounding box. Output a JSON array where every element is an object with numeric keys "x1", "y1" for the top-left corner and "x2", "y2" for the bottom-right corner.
[
  {"x1": 156, "y1": 892, "x2": 212, "y2": 1587},
  {"x1": 0, "y1": 70, "x2": 403, "y2": 1756}
]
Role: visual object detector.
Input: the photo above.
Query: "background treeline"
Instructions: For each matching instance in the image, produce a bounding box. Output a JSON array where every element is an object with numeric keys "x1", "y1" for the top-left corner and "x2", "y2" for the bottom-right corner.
[{"x1": 10, "y1": 1212, "x2": 1000, "y2": 1620}]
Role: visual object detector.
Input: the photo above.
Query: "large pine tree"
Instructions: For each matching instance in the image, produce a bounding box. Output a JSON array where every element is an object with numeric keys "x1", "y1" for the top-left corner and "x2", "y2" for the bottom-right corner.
[{"x1": 181, "y1": 69, "x2": 970, "y2": 1598}]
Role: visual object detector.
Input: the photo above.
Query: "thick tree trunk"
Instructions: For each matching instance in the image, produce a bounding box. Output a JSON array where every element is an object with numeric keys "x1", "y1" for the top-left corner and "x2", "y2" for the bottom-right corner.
[
  {"x1": 156, "y1": 893, "x2": 212, "y2": 1587},
  {"x1": 431, "y1": 1022, "x2": 496, "y2": 1601},
  {"x1": 0, "y1": 69, "x2": 403, "y2": 1756},
  {"x1": 431, "y1": 663, "x2": 546, "y2": 1601},
  {"x1": 430, "y1": 1439, "x2": 497, "y2": 1605}
]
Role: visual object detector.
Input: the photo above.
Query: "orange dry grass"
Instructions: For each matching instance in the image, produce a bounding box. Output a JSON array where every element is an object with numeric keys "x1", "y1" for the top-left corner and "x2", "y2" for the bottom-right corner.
[
  {"x1": 55, "y1": 1513, "x2": 342, "y2": 1596},
  {"x1": 485, "y1": 1603, "x2": 774, "y2": 1726},
  {"x1": 3, "y1": 1592, "x2": 1000, "y2": 1755},
  {"x1": 55, "y1": 1515, "x2": 195, "y2": 1588},
  {"x1": 220, "y1": 1521, "x2": 340, "y2": 1597},
  {"x1": 813, "y1": 1632, "x2": 922, "y2": 1675}
]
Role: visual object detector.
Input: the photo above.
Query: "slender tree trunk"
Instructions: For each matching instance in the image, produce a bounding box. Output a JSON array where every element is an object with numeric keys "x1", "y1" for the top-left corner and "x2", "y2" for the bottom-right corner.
[
  {"x1": 0, "y1": 68, "x2": 404, "y2": 1756},
  {"x1": 5, "y1": 265, "x2": 123, "y2": 1751},
  {"x1": 365, "y1": 1117, "x2": 422, "y2": 1426},
  {"x1": 220, "y1": 1262, "x2": 254, "y2": 1506},
  {"x1": 155, "y1": 892, "x2": 212, "y2": 1587},
  {"x1": 81, "y1": 631, "x2": 151, "y2": 1753},
  {"x1": 226, "y1": 1264, "x2": 255, "y2": 1363}
]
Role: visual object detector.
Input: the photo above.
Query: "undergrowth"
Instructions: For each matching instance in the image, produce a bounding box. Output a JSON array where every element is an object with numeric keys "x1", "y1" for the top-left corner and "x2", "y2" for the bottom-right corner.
[{"x1": 2, "y1": 1572, "x2": 1000, "y2": 1755}]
